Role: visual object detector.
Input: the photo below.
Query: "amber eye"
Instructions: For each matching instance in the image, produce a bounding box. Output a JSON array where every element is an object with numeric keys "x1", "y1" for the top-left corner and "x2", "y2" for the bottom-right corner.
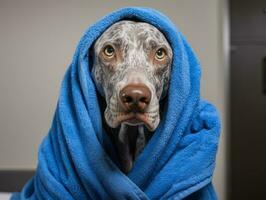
[
  {"x1": 103, "y1": 45, "x2": 115, "y2": 57},
  {"x1": 155, "y1": 48, "x2": 166, "y2": 60}
]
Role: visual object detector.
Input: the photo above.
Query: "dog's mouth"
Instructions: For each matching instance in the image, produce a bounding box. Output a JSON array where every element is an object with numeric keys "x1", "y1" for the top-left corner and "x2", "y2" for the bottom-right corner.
[
  {"x1": 116, "y1": 112, "x2": 155, "y2": 131},
  {"x1": 104, "y1": 109, "x2": 158, "y2": 131}
]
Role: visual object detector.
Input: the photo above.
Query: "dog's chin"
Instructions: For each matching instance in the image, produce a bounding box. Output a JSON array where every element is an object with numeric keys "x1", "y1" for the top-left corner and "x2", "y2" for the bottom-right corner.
[
  {"x1": 123, "y1": 119, "x2": 144, "y2": 126},
  {"x1": 105, "y1": 110, "x2": 159, "y2": 131}
]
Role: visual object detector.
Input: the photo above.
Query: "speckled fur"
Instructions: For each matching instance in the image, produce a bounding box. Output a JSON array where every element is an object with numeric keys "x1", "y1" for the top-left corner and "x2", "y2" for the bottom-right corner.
[{"x1": 91, "y1": 20, "x2": 172, "y2": 131}]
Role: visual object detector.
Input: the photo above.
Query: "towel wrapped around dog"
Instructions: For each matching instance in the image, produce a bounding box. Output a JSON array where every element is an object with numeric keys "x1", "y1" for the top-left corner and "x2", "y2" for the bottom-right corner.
[{"x1": 11, "y1": 7, "x2": 221, "y2": 200}]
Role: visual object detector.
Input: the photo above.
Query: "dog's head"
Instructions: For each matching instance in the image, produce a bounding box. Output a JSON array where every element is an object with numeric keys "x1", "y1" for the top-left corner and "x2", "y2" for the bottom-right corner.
[{"x1": 91, "y1": 20, "x2": 172, "y2": 131}]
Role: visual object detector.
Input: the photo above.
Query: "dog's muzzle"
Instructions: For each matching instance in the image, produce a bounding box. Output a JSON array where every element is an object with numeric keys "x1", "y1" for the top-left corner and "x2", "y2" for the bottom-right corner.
[{"x1": 117, "y1": 83, "x2": 153, "y2": 127}]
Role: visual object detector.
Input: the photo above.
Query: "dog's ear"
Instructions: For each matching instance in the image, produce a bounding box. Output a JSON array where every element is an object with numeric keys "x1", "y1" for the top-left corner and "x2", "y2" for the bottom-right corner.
[
  {"x1": 159, "y1": 93, "x2": 168, "y2": 121},
  {"x1": 88, "y1": 44, "x2": 96, "y2": 72}
]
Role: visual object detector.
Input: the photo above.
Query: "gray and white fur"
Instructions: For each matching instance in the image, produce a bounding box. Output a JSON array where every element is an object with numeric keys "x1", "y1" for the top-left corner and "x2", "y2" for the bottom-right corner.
[{"x1": 91, "y1": 20, "x2": 173, "y2": 173}]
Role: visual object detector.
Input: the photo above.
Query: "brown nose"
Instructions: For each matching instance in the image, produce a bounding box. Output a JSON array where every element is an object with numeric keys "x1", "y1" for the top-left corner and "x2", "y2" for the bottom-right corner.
[{"x1": 119, "y1": 84, "x2": 151, "y2": 112}]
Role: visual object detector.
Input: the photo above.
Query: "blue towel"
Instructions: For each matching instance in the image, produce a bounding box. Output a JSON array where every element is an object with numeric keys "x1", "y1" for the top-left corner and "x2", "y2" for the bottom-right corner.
[{"x1": 11, "y1": 7, "x2": 221, "y2": 200}]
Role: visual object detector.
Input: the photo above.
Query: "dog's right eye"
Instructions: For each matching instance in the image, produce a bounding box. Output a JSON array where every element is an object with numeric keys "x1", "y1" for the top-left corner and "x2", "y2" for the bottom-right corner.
[
  {"x1": 155, "y1": 48, "x2": 166, "y2": 61},
  {"x1": 103, "y1": 45, "x2": 115, "y2": 58}
]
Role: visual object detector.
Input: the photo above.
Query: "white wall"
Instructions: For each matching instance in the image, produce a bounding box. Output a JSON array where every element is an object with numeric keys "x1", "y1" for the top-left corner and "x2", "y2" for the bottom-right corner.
[{"x1": 0, "y1": 0, "x2": 228, "y2": 199}]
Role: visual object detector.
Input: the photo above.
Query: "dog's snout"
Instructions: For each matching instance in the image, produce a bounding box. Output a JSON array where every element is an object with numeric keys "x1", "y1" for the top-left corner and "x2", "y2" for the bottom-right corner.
[{"x1": 119, "y1": 84, "x2": 151, "y2": 112}]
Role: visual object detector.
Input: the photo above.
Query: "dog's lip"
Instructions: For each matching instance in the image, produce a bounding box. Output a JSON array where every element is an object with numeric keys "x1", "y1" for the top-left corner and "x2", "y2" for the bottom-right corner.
[{"x1": 116, "y1": 112, "x2": 153, "y2": 130}]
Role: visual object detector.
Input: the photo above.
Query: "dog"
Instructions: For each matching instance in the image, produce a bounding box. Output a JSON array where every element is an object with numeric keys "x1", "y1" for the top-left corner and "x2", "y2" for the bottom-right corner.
[{"x1": 91, "y1": 20, "x2": 173, "y2": 173}]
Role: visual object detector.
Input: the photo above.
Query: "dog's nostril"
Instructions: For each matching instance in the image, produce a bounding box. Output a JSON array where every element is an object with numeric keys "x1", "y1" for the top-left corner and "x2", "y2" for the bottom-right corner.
[
  {"x1": 140, "y1": 97, "x2": 149, "y2": 104},
  {"x1": 119, "y1": 84, "x2": 151, "y2": 112},
  {"x1": 123, "y1": 95, "x2": 133, "y2": 103}
]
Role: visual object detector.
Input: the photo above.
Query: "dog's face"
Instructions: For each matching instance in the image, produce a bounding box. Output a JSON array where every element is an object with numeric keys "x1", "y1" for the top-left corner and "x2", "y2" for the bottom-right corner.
[{"x1": 91, "y1": 20, "x2": 172, "y2": 131}]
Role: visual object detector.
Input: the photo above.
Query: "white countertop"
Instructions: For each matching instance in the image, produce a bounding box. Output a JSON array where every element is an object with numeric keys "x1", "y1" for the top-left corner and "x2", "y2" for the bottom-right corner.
[{"x1": 0, "y1": 192, "x2": 11, "y2": 200}]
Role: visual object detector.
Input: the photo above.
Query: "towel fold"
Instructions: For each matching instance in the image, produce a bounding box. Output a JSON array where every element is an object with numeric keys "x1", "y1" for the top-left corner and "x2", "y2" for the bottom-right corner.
[{"x1": 11, "y1": 7, "x2": 221, "y2": 200}]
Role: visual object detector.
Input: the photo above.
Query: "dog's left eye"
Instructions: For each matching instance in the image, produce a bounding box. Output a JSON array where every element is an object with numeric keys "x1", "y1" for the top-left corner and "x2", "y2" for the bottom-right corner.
[
  {"x1": 155, "y1": 48, "x2": 166, "y2": 60},
  {"x1": 103, "y1": 45, "x2": 115, "y2": 57}
]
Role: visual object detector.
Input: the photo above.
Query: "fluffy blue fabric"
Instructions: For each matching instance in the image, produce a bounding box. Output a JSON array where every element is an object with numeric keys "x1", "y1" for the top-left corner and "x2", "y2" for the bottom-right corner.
[{"x1": 11, "y1": 7, "x2": 221, "y2": 200}]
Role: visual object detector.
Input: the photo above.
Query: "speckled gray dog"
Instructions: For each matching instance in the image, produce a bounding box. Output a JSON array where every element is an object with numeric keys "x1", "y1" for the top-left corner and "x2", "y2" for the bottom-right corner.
[{"x1": 91, "y1": 20, "x2": 173, "y2": 173}]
